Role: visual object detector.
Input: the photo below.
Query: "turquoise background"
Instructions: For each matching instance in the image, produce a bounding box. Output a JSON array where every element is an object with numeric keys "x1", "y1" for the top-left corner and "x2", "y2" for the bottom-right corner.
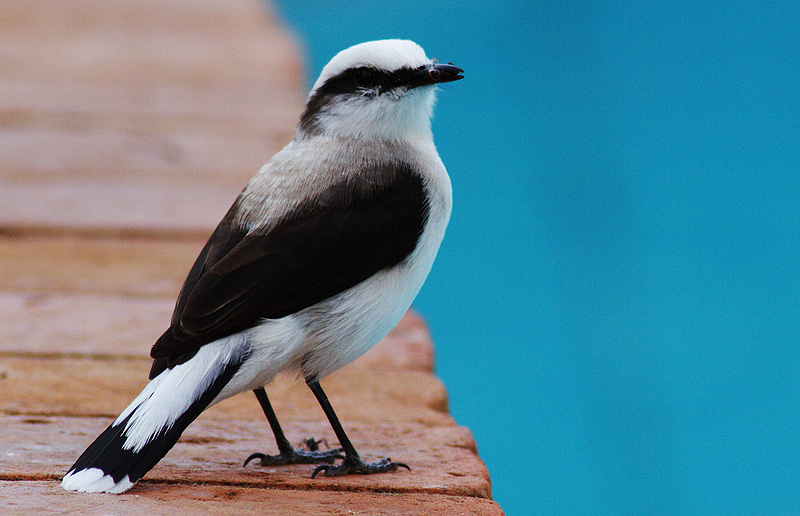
[{"x1": 274, "y1": 1, "x2": 800, "y2": 514}]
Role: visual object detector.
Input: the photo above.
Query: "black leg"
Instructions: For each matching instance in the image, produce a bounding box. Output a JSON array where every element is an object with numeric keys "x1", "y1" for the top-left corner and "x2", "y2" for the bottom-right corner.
[
  {"x1": 306, "y1": 380, "x2": 410, "y2": 478},
  {"x1": 243, "y1": 386, "x2": 343, "y2": 468}
]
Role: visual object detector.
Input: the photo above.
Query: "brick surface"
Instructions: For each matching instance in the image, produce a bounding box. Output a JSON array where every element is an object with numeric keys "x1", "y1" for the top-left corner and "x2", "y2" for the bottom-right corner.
[
  {"x1": 0, "y1": 292, "x2": 172, "y2": 356},
  {"x1": 0, "y1": 0, "x2": 304, "y2": 233},
  {"x1": 1, "y1": 415, "x2": 490, "y2": 499},
  {"x1": 0, "y1": 233, "x2": 201, "y2": 297},
  {"x1": 0, "y1": 355, "x2": 452, "y2": 425},
  {"x1": 0, "y1": 482, "x2": 506, "y2": 516}
]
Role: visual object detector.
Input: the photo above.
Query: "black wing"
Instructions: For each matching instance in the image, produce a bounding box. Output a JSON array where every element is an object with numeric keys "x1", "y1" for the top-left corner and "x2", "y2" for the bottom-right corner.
[{"x1": 149, "y1": 163, "x2": 428, "y2": 377}]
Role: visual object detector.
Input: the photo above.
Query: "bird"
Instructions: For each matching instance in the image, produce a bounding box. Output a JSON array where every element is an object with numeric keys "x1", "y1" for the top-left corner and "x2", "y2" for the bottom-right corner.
[{"x1": 61, "y1": 38, "x2": 463, "y2": 494}]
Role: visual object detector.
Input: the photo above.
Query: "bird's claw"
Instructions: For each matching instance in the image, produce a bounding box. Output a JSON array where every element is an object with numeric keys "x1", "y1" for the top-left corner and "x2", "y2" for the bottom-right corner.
[
  {"x1": 311, "y1": 456, "x2": 410, "y2": 478},
  {"x1": 243, "y1": 445, "x2": 344, "y2": 467},
  {"x1": 298, "y1": 437, "x2": 329, "y2": 452}
]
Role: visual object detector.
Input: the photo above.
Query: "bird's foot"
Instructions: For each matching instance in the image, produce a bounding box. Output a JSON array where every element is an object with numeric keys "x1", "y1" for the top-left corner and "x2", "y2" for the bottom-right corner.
[
  {"x1": 243, "y1": 439, "x2": 344, "y2": 467},
  {"x1": 298, "y1": 437, "x2": 331, "y2": 452},
  {"x1": 311, "y1": 456, "x2": 410, "y2": 478}
]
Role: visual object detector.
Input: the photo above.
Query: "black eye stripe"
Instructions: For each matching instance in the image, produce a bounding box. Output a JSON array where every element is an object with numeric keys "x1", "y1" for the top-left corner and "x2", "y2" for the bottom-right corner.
[
  {"x1": 318, "y1": 65, "x2": 425, "y2": 95},
  {"x1": 299, "y1": 65, "x2": 427, "y2": 134}
]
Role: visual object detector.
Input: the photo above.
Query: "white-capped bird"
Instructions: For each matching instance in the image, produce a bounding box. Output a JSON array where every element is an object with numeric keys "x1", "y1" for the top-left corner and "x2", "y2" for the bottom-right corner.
[{"x1": 62, "y1": 39, "x2": 463, "y2": 494}]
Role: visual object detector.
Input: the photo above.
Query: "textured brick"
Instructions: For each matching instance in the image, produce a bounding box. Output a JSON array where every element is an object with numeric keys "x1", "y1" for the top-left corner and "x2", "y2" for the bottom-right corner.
[
  {"x1": 0, "y1": 292, "x2": 172, "y2": 356},
  {"x1": 0, "y1": 482, "x2": 506, "y2": 516},
  {"x1": 0, "y1": 0, "x2": 304, "y2": 233},
  {"x1": 0, "y1": 234, "x2": 202, "y2": 297},
  {"x1": 1, "y1": 415, "x2": 492, "y2": 499},
  {"x1": 0, "y1": 355, "x2": 452, "y2": 425}
]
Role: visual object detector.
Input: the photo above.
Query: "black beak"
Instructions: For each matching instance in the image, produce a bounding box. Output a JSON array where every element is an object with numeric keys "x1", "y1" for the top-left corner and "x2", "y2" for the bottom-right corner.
[
  {"x1": 426, "y1": 62, "x2": 465, "y2": 84},
  {"x1": 399, "y1": 62, "x2": 465, "y2": 90}
]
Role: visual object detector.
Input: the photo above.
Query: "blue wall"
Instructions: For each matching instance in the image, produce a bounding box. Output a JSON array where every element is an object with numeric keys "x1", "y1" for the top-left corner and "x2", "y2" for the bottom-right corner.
[{"x1": 273, "y1": 1, "x2": 800, "y2": 514}]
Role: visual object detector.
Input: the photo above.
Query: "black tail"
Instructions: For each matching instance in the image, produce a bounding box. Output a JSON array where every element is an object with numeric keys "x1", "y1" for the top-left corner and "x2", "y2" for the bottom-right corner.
[{"x1": 62, "y1": 358, "x2": 242, "y2": 493}]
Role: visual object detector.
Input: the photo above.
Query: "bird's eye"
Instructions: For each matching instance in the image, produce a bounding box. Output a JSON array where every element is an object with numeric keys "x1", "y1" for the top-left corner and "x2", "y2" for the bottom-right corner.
[{"x1": 354, "y1": 68, "x2": 377, "y2": 88}]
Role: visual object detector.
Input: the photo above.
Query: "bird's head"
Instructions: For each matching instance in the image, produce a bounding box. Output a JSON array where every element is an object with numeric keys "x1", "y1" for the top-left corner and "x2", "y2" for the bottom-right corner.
[{"x1": 297, "y1": 39, "x2": 463, "y2": 142}]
